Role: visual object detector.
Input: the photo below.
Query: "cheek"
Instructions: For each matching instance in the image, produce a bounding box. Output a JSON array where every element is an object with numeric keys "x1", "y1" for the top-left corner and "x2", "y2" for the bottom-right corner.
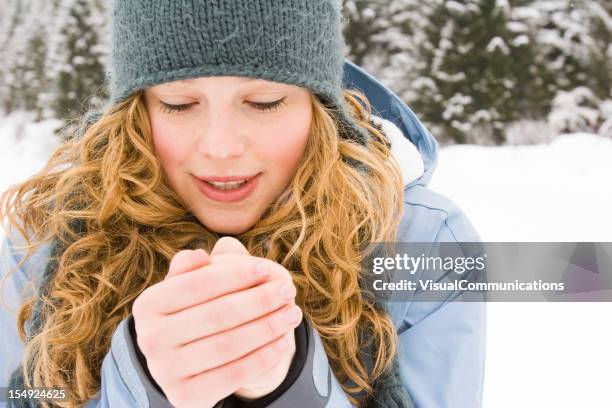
[
  {"x1": 261, "y1": 110, "x2": 312, "y2": 177},
  {"x1": 149, "y1": 116, "x2": 193, "y2": 173}
]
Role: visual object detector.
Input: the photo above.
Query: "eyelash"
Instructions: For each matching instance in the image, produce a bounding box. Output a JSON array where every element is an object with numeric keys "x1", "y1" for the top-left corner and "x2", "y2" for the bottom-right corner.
[
  {"x1": 159, "y1": 98, "x2": 287, "y2": 114},
  {"x1": 159, "y1": 102, "x2": 194, "y2": 114},
  {"x1": 249, "y1": 98, "x2": 287, "y2": 113}
]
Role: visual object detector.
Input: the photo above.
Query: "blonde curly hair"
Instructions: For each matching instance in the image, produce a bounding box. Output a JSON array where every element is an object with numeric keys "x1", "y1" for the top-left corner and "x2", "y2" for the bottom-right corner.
[{"x1": 0, "y1": 88, "x2": 405, "y2": 407}]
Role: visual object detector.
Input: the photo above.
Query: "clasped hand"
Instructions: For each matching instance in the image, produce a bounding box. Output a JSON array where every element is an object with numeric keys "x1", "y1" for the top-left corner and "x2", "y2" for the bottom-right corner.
[{"x1": 132, "y1": 237, "x2": 302, "y2": 408}]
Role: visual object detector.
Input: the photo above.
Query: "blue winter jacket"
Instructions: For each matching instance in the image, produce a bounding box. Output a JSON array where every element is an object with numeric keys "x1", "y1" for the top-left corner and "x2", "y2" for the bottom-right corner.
[{"x1": 0, "y1": 60, "x2": 486, "y2": 408}]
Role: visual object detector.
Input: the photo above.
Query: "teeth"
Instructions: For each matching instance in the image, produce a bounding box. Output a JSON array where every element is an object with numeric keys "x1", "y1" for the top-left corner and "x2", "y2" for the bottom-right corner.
[{"x1": 206, "y1": 179, "x2": 248, "y2": 190}]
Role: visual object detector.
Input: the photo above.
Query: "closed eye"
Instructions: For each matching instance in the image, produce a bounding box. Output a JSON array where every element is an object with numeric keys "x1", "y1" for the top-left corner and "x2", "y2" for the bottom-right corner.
[
  {"x1": 159, "y1": 102, "x2": 197, "y2": 114},
  {"x1": 248, "y1": 97, "x2": 286, "y2": 113},
  {"x1": 158, "y1": 98, "x2": 287, "y2": 114}
]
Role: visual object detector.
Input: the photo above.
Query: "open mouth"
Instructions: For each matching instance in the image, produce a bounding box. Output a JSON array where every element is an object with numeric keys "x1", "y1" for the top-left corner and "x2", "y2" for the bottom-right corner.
[
  {"x1": 193, "y1": 173, "x2": 261, "y2": 203},
  {"x1": 203, "y1": 179, "x2": 251, "y2": 190}
]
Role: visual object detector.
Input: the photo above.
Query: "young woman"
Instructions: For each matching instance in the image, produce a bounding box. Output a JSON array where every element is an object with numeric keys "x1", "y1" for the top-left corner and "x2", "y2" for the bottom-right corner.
[{"x1": 0, "y1": 1, "x2": 485, "y2": 407}]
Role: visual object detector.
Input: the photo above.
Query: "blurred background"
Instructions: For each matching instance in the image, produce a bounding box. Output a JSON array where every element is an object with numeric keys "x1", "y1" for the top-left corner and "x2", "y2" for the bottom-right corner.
[
  {"x1": 1, "y1": 0, "x2": 611, "y2": 142},
  {"x1": 1, "y1": 1, "x2": 611, "y2": 407}
]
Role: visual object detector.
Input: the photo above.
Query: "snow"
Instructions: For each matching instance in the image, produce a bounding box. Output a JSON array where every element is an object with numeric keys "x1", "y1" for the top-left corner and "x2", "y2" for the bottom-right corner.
[
  {"x1": 429, "y1": 133, "x2": 612, "y2": 408},
  {"x1": 1, "y1": 0, "x2": 611, "y2": 404},
  {"x1": 445, "y1": 1, "x2": 468, "y2": 15},
  {"x1": 430, "y1": 133, "x2": 612, "y2": 242},
  {"x1": 486, "y1": 37, "x2": 511, "y2": 54},
  {"x1": 1, "y1": 111, "x2": 612, "y2": 407},
  {"x1": 0, "y1": 111, "x2": 63, "y2": 191},
  {"x1": 548, "y1": 87, "x2": 603, "y2": 134}
]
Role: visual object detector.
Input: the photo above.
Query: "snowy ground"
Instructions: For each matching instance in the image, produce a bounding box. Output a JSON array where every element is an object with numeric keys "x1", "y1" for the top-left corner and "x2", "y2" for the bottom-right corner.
[
  {"x1": 1, "y1": 112, "x2": 611, "y2": 407},
  {"x1": 0, "y1": 111, "x2": 63, "y2": 190},
  {"x1": 430, "y1": 133, "x2": 612, "y2": 242},
  {"x1": 429, "y1": 134, "x2": 612, "y2": 408}
]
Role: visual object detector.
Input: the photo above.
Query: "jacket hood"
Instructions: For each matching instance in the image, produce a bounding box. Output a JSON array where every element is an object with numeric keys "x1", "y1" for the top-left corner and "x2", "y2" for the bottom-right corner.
[{"x1": 342, "y1": 59, "x2": 439, "y2": 187}]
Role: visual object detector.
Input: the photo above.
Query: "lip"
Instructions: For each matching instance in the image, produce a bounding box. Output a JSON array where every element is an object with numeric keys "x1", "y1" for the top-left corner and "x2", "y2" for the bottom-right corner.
[
  {"x1": 193, "y1": 173, "x2": 261, "y2": 203},
  {"x1": 195, "y1": 174, "x2": 260, "y2": 182}
]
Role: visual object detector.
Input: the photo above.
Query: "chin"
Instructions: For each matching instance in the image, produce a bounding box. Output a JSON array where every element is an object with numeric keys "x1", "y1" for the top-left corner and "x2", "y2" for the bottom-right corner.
[{"x1": 199, "y1": 213, "x2": 257, "y2": 235}]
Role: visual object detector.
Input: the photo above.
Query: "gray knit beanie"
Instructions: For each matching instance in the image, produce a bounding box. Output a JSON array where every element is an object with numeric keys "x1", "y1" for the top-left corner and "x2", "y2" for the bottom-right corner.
[{"x1": 107, "y1": 0, "x2": 371, "y2": 146}]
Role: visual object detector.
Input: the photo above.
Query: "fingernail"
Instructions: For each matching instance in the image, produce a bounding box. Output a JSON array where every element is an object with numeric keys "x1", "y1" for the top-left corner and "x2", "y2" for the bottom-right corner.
[
  {"x1": 275, "y1": 335, "x2": 289, "y2": 351},
  {"x1": 255, "y1": 262, "x2": 270, "y2": 278},
  {"x1": 279, "y1": 281, "x2": 296, "y2": 300},
  {"x1": 283, "y1": 305, "x2": 301, "y2": 324}
]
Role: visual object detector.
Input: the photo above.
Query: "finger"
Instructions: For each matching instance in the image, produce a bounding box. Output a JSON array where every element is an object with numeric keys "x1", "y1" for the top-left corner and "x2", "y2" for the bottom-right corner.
[
  {"x1": 178, "y1": 331, "x2": 293, "y2": 403},
  {"x1": 147, "y1": 258, "x2": 284, "y2": 315},
  {"x1": 210, "y1": 236, "x2": 249, "y2": 256},
  {"x1": 168, "y1": 276, "x2": 297, "y2": 345},
  {"x1": 166, "y1": 249, "x2": 210, "y2": 280},
  {"x1": 174, "y1": 303, "x2": 302, "y2": 376}
]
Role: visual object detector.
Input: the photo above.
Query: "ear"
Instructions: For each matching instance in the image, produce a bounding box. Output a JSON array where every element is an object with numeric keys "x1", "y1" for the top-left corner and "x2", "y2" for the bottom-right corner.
[
  {"x1": 210, "y1": 236, "x2": 249, "y2": 256},
  {"x1": 165, "y1": 249, "x2": 210, "y2": 280}
]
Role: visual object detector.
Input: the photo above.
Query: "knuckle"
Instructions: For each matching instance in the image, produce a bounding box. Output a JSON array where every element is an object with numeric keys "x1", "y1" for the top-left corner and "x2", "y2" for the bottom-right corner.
[
  {"x1": 259, "y1": 289, "x2": 274, "y2": 313},
  {"x1": 204, "y1": 306, "x2": 224, "y2": 330},
  {"x1": 146, "y1": 359, "x2": 168, "y2": 382},
  {"x1": 137, "y1": 329, "x2": 160, "y2": 355},
  {"x1": 227, "y1": 364, "x2": 247, "y2": 387},
  {"x1": 273, "y1": 262, "x2": 291, "y2": 278},
  {"x1": 131, "y1": 295, "x2": 146, "y2": 318},
  {"x1": 220, "y1": 298, "x2": 238, "y2": 323},
  {"x1": 169, "y1": 385, "x2": 195, "y2": 407},
  {"x1": 255, "y1": 344, "x2": 277, "y2": 370},
  {"x1": 264, "y1": 312, "x2": 280, "y2": 337},
  {"x1": 162, "y1": 355, "x2": 182, "y2": 379},
  {"x1": 184, "y1": 276, "x2": 203, "y2": 297},
  {"x1": 194, "y1": 270, "x2": 211, "y2": 288},
  {"x1": 283, "y1": 275, "x2": 295, "y2": 288},
  {"x1": 214, "y1": 334, "x2": 234, "y2": 355}
]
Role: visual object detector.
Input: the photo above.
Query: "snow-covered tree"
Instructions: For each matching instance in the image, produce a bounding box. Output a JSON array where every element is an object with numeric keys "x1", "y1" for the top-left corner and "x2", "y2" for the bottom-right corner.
[
  {"x1": 1, "y1": 0, "x2": 609, "y2": 145},
  {"x1": 343, "y1": 0, "x2": 610, "y2": 144},
  {"x1": 587, "y1": 1, "x2": 612, "y2": 99},
  {"x1": 373, "y1": 0, "x2": 536, "y2": 143},
  {"x1": 342, "y1": 0, "x2": 395, "y2": 73},
  {"x1": 45, "y1": 0, "x2": 109, "y2": 120},
  {"x1": 0, "y1": 0, "x2": 55, "y2": 118},
  {"x1": 0, "y1": 0, "x2": 109, "y2": 120},
  {"x1": 0, "y1": 0, "x2": 23, "y2": 113}
]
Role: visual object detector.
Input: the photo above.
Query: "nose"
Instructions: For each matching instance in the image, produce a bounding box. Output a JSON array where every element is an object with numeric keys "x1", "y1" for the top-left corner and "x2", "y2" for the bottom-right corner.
[{"x1": 197, "y1": 111, "x2": 246, "y2": 159}]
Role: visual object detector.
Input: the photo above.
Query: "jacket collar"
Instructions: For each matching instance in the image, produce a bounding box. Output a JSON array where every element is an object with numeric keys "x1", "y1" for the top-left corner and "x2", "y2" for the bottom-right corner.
[
  {"x1": 343, "y1": 59, "x2": 438, "y2": 187},
  {"x1": 371, "y1": 114, "x2": 425, "y2": 186}
]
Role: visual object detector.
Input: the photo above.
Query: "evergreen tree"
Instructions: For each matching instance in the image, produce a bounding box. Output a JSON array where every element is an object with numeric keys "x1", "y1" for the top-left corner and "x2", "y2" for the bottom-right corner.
[
  {"x1": 588, "y1": 0, "x2": 612, "y2": 99},
  {"x1": 344, "y1": 0, "x2": 610, "y2": 144},
  {"x1": 381, "y1": 0, "x2": 535, "y2": 143},
  {"x1": 45, "y1": 0, "x2": 109, "y2": 120},
  {"x1": 4, "y1": 0, "x2": 62, "y2": 119},
  {"x1": 342, "y1": 0, "x2": 393, "y2": 72},
  {"x1": 1, "y1": 0, "x2": 609, "y2": 144}
]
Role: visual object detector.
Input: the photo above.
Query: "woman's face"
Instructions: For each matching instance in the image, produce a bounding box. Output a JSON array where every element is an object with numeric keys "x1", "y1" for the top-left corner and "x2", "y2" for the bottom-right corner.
[{"x1": 144, "y1": 77, "x2": 312, "y2": 234}]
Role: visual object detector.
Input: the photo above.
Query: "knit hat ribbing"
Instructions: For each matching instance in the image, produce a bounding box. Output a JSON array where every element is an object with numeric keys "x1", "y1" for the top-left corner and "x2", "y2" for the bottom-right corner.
[{"x1": 109, "y1": 0, "x2": 371, "y2": 146}]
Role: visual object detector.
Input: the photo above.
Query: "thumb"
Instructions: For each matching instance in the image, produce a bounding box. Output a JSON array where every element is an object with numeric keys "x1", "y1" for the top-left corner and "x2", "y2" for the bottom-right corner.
[
  {"x1": 166, "y1": 248, "x2": 210, "y2": 280},
  {"x1": 210, "y1": 236, "x2": 250, "y2": 256}
]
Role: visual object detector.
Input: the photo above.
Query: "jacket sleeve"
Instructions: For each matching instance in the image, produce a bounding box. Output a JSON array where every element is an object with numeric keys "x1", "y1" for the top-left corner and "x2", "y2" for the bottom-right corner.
[
  {"x1": 0, "y1": 230, "x2": 48, "y2": 408},
  {"x1": 0, "y1": 231, "x2": 49, "y2": 405},
  {"x1": 394, "y1": 298, "x2": 486, "y2": 408}
]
